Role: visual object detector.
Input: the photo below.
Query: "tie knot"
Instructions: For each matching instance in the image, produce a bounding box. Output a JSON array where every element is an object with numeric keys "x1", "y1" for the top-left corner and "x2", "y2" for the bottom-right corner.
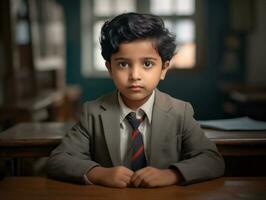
[{"x1": 126, "y1": 112, "x2": 145, "y2": 130}]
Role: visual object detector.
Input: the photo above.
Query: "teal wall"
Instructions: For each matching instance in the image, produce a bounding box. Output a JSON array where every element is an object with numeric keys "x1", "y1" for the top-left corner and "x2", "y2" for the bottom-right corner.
[{"x1": 60, "y1": 0, "x2": 246, "y2": 120}]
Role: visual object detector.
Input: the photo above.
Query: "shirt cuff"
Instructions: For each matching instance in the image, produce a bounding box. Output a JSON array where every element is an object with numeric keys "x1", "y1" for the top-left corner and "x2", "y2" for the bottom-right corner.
[
  {"x1": 83, "y1": 165, "x2": 100, "y2": 185},
  {"x1": 83, "y1": 173, "x2": 93, "y2": 185}
]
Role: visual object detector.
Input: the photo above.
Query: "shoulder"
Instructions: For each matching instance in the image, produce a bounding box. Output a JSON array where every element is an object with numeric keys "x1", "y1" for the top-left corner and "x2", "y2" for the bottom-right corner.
[
  {"x1": 155, "y1": 89, "x2": 192, "y2": 110},
  {"x1": 82, "y1": 91, "x2": 118, "y2": 114},
  {"x1": 155, "y1": 89, "x2": 194, "y2": 117}
]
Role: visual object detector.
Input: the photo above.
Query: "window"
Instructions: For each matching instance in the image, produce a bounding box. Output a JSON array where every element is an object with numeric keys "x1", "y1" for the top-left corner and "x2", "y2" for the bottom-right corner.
[{"x1": 81, "y1": 0, "x2": 205, "y2": 77}]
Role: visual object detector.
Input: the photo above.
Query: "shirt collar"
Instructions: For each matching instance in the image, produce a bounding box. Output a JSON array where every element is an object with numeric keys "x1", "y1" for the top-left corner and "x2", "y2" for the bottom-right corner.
[{"x1": 118, "y1": 90, "x2": 155, "y2": 124}]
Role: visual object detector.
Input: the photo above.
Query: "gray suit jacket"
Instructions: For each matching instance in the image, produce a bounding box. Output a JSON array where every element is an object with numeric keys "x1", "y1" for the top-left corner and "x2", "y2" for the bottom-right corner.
[{"x1": 47, "y1": 89, "x2": 224, "y2": 185}]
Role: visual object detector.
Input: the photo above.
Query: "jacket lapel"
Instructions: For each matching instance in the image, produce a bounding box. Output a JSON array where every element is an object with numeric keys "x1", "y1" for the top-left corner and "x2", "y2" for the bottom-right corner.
[
  {"x1": 100, "y1": 91, "x2": 121, "y2": 166},
  {"x1": 99, "y1": 90, "x2": 174, "y2": 167},
  {"x1": 149, "y1": 90, "x2": 174, "y2": 166}
]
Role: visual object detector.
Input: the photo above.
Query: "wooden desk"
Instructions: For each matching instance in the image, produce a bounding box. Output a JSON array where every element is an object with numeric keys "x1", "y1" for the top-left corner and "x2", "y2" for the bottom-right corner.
[
  {"x1": 0, "y1": 123, "x2": 73, "y2": 157},
  {"x1": 0, "y1": 123, "x2": 73, "y2": 176},
  {"x1": 0, "y1": 177, "x2": 266, "y2": 200},
  {"x1": 1, "y1": 123, "x2": 266, "y2": 157},
  {"x1": 0, "y1": 123, "x2": 266, "y2": 176},
  {"x1": 204, "y1": 128, "x2": 266, "y2": 156},
  {"x1": 204, "y1": 128, "x2": 266, "y2": 176}
]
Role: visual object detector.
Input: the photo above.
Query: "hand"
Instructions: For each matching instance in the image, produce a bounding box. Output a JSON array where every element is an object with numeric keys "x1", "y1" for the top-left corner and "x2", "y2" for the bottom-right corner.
[
  {"x1": 86, "y1": 166, "x2": 134, "y2": 188},
  {"x1": 130, "y1": 167, "x2": 179, "y2": 188}
]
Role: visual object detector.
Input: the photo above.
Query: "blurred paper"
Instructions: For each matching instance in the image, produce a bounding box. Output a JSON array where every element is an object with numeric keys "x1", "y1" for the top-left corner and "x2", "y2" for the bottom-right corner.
[{"x1": 198, "y1": 117, "x2": 266, "y2": 131}]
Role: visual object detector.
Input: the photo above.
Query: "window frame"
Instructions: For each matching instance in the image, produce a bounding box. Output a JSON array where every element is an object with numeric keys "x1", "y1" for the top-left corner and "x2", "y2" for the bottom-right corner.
[{"x1": 81, "y1": 0, "x2": 206, "y2": 78}]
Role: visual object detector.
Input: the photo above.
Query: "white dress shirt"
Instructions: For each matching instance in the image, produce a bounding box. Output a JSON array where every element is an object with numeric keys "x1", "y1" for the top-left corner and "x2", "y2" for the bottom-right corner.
[{"x1": 118, "y1": 90, "x2": 155, "y2": 164}]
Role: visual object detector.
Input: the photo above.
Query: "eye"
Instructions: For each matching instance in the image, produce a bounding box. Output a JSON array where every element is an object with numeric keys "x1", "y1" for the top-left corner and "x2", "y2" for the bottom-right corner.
[
  {"x1": 118, "y1": 62, "x2": 129, "y2": 68},
  {"x1": 143, "y1": 61, "x2": 154, "y2": 68}
]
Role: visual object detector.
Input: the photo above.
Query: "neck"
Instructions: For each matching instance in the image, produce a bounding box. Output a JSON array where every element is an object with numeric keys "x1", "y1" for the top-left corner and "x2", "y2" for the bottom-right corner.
[{"x1": 121, "y1": 95, "x2": 151, "y2": 111}]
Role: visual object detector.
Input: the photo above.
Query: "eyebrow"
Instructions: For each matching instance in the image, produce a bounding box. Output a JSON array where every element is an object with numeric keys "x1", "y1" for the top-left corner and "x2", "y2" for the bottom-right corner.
[{"x1": 114, "y1": 57, "x2": 158, "y2": 61}]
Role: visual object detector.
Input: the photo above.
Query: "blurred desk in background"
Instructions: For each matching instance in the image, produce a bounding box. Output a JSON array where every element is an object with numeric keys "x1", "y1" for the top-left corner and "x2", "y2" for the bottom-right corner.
[
  {"x1": 205, "y1": 128, "x2": 266, "y2": 176},
  {"x1": 221, "y1": 84, "x2": 266, "y2": 121},
  {"x1": 0, "y1": 86, "x2": 81, "y2": 131},
  {"x1": 0, "y1": 122, "x2": 73, "y2": 176},
  {"x1": 204, "y1": 128, "x2": 266, "y2": 156},
  {"x1": 0, "y1": 123, "x2": 73, "y2": 158}
]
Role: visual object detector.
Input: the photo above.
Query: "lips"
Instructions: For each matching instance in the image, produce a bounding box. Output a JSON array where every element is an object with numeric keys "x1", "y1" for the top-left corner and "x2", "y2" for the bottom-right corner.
[
  {"x1": 130, "y1": 85, "x2": 142, "y2": 88},
  {"x1": 128, "y1": 85, "x2": 143, "y2": 91}
]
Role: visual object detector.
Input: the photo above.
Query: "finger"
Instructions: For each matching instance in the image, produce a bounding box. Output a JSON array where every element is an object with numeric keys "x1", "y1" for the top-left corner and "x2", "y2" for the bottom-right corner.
[
  {"x1": 125, "y1": 169, "x2": 134, "y2": 177},
  {"x1": 140, "y1": 175, "x2": 155, "y2": 188},
  {"x1": 131, "y1": 169, "x2": 151, "y2": 187},
  {"x1": 118, "y1": 171, "x2": 135, "y2": 187},
  {"x1": 109, "y1": 177, "x2": 127, "y2": 188},
  {"x1": 139, "y1": 171, "x2": 155, "y2": 187},
  {"x1": 131, "y1": 175, "x2": 143, "y2": 187},
  {"x1": 122, "y1": 174, "x2": 132, "y2": 185},
  {"x1": 116, "y1": 180, "x2": 128, "y2": 188},
  {"x1": 130, "y1": 168, "x2": 147, "y2": 183}
]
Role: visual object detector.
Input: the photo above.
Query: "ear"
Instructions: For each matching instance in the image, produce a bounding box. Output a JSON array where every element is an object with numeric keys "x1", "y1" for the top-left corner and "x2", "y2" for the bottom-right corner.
[
  {"x1": 105, "y1": 61, "x2": 112, "y2": 77},
  {"x1": 160, "y1": 61, "x2": 170, "y2": 80}
]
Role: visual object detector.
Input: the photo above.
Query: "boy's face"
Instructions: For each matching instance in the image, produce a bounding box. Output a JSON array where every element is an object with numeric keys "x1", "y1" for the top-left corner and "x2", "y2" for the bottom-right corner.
[{"x1": 106, "y1": 39, "x2": 170, "y2": 110}]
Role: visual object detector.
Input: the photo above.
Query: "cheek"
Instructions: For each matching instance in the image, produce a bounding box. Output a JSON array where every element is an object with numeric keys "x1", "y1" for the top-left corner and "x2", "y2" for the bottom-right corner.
[
  {"x1": 113, "y1": 72, "x2": 127, "y2": 85},
  {"x1": 145, "y1": 77, "x2": 160, "y2": 89},
  {"x1": 147, "y1": 70, "x2": 162, "y2": 82}
]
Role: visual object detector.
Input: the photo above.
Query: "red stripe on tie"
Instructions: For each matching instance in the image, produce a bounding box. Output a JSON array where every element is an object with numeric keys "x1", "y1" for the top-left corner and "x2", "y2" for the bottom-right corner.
[
  {"x1": 131, "y1": 130, "x2": 138, "y2": 139},
  {"x1": 131, "y1": 144, "x2": 144, "y2": 161}
]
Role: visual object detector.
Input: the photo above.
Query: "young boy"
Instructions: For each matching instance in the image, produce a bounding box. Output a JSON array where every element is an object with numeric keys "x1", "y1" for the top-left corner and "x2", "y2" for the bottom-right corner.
[{"x1": 47, "y1": 12, "x2": 224, "y2": 188}]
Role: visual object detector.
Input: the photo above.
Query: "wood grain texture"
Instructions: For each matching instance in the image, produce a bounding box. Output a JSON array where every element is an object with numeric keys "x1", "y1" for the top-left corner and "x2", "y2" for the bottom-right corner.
[{"x1": 0, "y1": 177, "x2": 266, "y2": 200}]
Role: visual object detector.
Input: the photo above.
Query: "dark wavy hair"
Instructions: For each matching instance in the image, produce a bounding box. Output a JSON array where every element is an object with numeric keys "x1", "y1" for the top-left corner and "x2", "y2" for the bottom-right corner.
[{"x1": 100, "y1": 12, "x2": 176, "y2": 63}]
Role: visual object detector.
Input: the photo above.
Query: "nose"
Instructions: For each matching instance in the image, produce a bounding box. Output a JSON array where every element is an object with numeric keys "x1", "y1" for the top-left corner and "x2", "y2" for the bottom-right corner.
[{"x1": 130, "y1": 66, "x2": 141, "y2": 81}]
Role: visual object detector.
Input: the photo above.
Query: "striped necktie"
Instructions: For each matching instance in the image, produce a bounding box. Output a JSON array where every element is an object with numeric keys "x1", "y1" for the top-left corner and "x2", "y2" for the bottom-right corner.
[{"x1": 126, "y1": 112, "x2": 147, "y2": 171}]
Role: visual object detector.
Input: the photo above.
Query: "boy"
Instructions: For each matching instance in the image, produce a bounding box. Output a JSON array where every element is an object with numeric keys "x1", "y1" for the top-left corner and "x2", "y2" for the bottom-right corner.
[{"x1": 47, "y1": 12, "x2": 224, "y2": 188}]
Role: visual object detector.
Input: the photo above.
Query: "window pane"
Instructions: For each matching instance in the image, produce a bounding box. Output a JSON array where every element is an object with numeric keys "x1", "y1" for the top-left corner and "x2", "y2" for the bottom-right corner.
[
  {"x1": 94, "y1": 44, "x2": 106, "y2": 71},
  {"x1": 170, "y1": 19, "x2": 195, "y2": 68},
  {"x1": 171, "y1": 43, "x2": 196, "y2": 69},
  {"x1": 175, "y1": 20, "x2": 195, "y2": 43},
  {"x1": 93, "y1": 21, "x2": 104, "y2": 43},
  {"x1": 93, "y1": 21, "x2": 106, "y2": 70},
  {"x1": 115, "y1": 0, "x2": 136, "y2": 14},
  {"x1": 164, "y1": 20, "x2": 174, "y2": 32},
  {"x1": 94, "y1": 0, "x2": 112, "y2": 16},
  {"x1": 151, "y1": 0, "x2": 195, "y2": 15},
  {"x1": 160, "y1": 19, "x2": 196, "y2": 69},
  {"x1": 175, "y1": 0, "x2": 195, "y2": 15},
  {"x1": 151, "y1": 0, "x2": 172, "y2": 15},
  {"x1": 94, "y1": 0, "x2": 136, "y2": 16}
]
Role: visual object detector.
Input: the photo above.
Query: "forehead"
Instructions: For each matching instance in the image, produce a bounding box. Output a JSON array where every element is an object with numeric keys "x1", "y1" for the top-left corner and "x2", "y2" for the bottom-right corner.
[{"x1": 112, "y1": 39, "x2": 160, "y2": 59}]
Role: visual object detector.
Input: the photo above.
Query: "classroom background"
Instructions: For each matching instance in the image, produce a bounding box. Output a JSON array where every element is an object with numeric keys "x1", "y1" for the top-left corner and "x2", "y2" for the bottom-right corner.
[{"x1": 0, "y1": 0, "x2": 265, "y2": 132}]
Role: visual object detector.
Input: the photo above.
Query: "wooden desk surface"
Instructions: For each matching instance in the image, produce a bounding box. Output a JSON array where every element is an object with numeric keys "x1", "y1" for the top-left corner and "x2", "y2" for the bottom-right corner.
[
  {"x1": 204, "y1": 128, "x2": 266, "y2": 156},
  {"x1": 0, "y1": 177, "x2": 266, "y2": 200},
  {"x1": 0, "y1": 123, "x2": 73, "y2": 157},
  {"x1": 204, "y1": 128, "x2": 266, "y2": 145},
  {"x1": 0, "y1": 122, "x2": 266, "y2": 157},
  {"x1": 0, "y1": 122, "x2": 72, "y2": 146}
]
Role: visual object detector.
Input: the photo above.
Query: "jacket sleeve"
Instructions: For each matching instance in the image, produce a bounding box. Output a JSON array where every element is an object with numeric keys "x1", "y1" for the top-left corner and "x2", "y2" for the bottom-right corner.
[
  {"x1": 47, "y1": 103, "x2": 99, "y2": 184},
  {"x1": 170, "y1": 103, "x2": 225, "y2": 185}
]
